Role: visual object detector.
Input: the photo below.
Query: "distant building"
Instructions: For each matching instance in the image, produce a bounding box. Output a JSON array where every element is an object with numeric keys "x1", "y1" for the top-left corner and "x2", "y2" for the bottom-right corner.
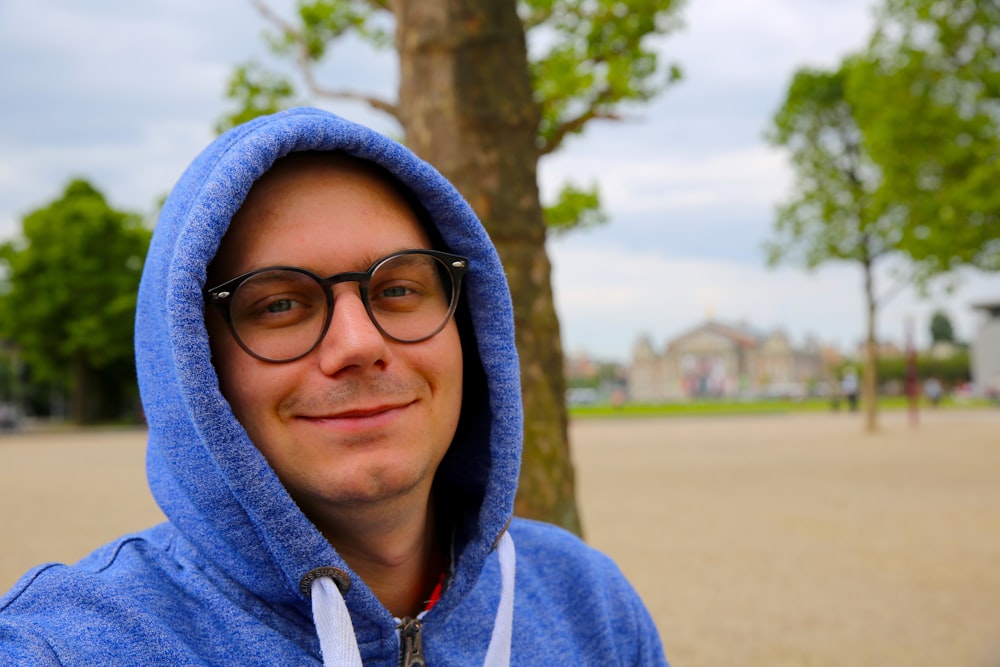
[
  {"x1": 564, "y1": 350, "x2": 601, "y2": 382},
  {"x1": 564, "y1": 350, "x2": 627, "y2": 405},
  {"x1": 971, "y1": 300, "x2": 1000, "y2": 398},
  {"x1": 628, "y1": 320, "x2": 829, "y2": 402}
]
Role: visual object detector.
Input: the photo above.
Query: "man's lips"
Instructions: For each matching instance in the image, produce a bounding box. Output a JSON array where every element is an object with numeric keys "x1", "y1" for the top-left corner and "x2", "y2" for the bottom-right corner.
[
  {"x1": 285, "y1": 378, "x2": 425, "y2": 431},
  {"x1": 296, "y1": 401, "x2": 415, "y2": 428},
  {"x1": 318, "y1": 403, "x2": 410, "y2": 419}
]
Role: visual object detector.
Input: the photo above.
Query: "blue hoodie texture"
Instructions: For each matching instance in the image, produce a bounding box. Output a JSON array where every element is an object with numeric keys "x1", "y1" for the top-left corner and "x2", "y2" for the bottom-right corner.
[{"x1": 0, "y1": 108, "x2": 668, "y2": 666}]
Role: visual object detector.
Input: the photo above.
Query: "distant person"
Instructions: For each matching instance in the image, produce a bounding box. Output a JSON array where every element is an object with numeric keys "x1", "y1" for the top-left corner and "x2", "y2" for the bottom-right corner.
[
  {"x1": 841, "y1": 370, "x2": 859, "y2": 412},
  {"x1": 0, "y1": 403, "x2": 17, "y2": 431},
  {"x1": 924, "y1": 377, "x2": 943, "y2": 408},
  {"x1": 0, "y1": 109, "x2": 667, "y2": 665}
]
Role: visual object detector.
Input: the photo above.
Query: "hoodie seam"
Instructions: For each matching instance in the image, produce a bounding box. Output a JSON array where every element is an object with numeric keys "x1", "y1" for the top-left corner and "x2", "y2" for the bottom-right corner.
[
  {"x1": 0, "y1": 534, "x2": 149, "y2": 613},
  {"x1": 5, "y1": 616, "x2": 65, "y2": 665}
]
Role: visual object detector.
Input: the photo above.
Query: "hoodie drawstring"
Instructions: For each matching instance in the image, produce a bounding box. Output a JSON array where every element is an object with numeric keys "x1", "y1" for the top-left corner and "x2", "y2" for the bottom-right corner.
[
  {"x1": 311, "y1": 575, "x2": 364, "y2": 667},
  {"x1": 308, "y1": 531, "x2": 516, "y2": 667},
  {"x1": 483, "y1": 531, "x2": 516, "y2": 667}
]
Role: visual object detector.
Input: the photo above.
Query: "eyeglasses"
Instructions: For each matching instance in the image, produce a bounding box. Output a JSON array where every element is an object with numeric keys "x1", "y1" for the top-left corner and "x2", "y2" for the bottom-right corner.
[{"x1": 205, "y1": 249, "x2": 468, "y2": 363}]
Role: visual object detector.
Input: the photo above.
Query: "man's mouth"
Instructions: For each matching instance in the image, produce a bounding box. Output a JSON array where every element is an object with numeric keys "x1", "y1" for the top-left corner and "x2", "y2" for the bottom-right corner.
[
  {"x1": 298, "y1": 400, "x2": 415, "y2": 430},
  {"x1": 324, "y1": 403, "x2": 410, "y2": 419}
]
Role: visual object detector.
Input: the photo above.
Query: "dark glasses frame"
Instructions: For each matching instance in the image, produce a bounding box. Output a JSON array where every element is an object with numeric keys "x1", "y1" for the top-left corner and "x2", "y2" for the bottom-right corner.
[{"x1": 204, "y1": 249, "x2": 469, "y2": 363}]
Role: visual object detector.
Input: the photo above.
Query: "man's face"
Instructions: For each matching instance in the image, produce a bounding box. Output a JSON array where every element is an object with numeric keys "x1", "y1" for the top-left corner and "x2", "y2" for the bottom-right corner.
[{"x1": 206, "y1": 156, "x2": 464, "y2": 525}]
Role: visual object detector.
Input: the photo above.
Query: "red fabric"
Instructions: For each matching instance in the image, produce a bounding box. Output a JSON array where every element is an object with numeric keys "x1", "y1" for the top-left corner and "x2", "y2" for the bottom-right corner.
[{"x1": 424, "y1": 571, "x2": 447, "y2": 611}]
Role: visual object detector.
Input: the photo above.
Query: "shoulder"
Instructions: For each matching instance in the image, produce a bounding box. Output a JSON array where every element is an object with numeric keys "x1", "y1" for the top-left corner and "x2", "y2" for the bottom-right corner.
[
  {"x1": 1, "y1": 524, "x2": 318, "y2": 665},
  {"x1": 507, "y1": 517, "x2": 639, "y2": 602},
  {"x1": 0, "y1": 525, "x2": 180, "y2": 662},
  {"x1": 506, "y1": 518, "x2": 669, "y2": 666},
  {"x1": 2, "y1": 524, "x2": 176, "y2": 609},
  {"x1": 508, "y1": 517, "x2": 619, "y2": 577}
]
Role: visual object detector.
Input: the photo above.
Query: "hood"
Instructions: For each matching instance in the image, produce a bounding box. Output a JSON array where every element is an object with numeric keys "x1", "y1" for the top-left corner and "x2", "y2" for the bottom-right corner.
[{"x1": 135, "y1": 107, "x2": 523, "y2": 625}]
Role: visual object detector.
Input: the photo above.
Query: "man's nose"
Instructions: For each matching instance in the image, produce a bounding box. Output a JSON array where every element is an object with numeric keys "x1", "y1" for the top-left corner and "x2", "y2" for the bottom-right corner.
[{"x1": 314, "y1": 285, "x2": 390, "y2": 374}]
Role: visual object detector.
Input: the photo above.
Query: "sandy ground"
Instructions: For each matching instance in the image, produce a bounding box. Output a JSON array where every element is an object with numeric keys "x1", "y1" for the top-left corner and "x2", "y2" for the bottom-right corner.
[{"x1": 1, "y1": 409, "x2": 999, "y2": 666}]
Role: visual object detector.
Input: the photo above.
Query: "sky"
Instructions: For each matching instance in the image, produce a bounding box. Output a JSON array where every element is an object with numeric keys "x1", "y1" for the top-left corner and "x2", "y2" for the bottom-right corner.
[{"x1": 1, "y1": 0, "x2": 997, "y2": 364}]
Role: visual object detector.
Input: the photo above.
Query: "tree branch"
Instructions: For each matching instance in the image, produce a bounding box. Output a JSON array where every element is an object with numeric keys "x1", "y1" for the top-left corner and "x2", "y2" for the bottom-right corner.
[
  {"x1": 519, "y1": 5, "x2": 553, "y2": 31},
  {"x1": 875, "y1": 268, "x2": 914, "y2": 308},
  {"x1": 541, "y1": 84, "x2": 623, "y2": 156},
  {"x1": 250, "y1": 0, "x2": 302, "y2": 41},
  {"x1": 250, "y1": 0, "x2": 401, "y2": 123},
  {"x1": 541, "y1": 108, "x2": 620, "y2": 156},
  {"x1": 300, "y1": 67, "x2": 401, "y2": 119}
]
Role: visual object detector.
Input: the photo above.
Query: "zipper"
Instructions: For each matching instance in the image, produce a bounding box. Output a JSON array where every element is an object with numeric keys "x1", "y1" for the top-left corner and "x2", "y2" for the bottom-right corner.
[{"x1": 398, "y1": 616, "x2": 426, "y2": 667}]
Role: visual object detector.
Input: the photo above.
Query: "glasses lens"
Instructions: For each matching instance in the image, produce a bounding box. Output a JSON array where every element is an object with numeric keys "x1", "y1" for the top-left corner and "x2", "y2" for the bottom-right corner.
[
  {"x1": 229, "y1": 269, "x2": 328, "y2": 361},
  {"x1": 368, "y1": 252, "x2": 456, "y2": 343}
]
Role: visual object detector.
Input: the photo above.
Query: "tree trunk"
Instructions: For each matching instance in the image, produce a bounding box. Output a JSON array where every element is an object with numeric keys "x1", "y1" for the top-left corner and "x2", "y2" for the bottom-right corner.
[
  {"x1": 393, "y1": 0, "x2": 581, "y2": 534},
  {"x1": 862, "y1": 259, "x2": 879, "y2": 433}
]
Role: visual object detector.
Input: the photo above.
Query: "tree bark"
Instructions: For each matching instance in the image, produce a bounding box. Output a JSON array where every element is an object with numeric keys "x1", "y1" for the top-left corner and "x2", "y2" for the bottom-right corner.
[{"x1": 393, "y1": 0, "x2": 581, "y2": 534}]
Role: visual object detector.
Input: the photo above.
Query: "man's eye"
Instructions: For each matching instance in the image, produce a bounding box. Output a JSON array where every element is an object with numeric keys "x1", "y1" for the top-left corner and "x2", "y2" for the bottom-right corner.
[
  {"x1": 265, "y1": 298, "x2": 297, "y2": 313},
  {"x1": 237, "y1": 293, "x2": 318, "y2": 328},
  {"x1": 379, "y1": 286, "x2": 411, "y2": 298}
]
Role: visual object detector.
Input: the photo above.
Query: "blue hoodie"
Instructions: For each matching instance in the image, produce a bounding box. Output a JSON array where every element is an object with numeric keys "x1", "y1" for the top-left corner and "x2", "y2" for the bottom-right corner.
[{"x1": 0, "y1": 108, "x2": 667, "y2": 666}]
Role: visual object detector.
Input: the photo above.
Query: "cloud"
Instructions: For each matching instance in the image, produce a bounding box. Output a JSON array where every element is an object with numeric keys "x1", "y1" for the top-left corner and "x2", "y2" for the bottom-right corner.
[
  {"x1": 542, "y1": 145, "x2": 791, "y2": 216},
  {"x1": 550, "y1": 241, "x2": 852, "y2": 358},
  {"x1": 549, "y1": 239, "x2": 1000, "y2": 362},
  {"x1": 0, "y1": 0, "x2": 395, "y2": 225},
  {"x1": 1, "y1": 0, "x2": 994, "y2": 369},
  {"x1": 664, "y1": 0, "x2": 876, "y2": 86}
]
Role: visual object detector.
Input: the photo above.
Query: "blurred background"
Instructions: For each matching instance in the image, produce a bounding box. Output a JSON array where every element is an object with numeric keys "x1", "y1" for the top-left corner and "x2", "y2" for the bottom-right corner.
[
  {"x1": 1, "y1": 1, "x2": 999, "y2": 664},
  {"x1": 1, "y1": 1, "x2": 998, "y2": 426}
]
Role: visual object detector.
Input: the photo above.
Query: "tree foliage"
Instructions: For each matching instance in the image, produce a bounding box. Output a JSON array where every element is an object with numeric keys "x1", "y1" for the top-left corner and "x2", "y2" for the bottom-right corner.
[
  {"x1": 877, "y1": 350, "x2": 970, "y2": 387},
  {"x1": 766, "y1": 64, "x2": 899, "y2": 433},
  {"x1": 850, "y1": 0, "x2": 1000, "y2": 274},
  {"x1": 544, "y1": 182, "x2": 608, "y2": 235},
  {"x1": 520, "y1": 0, "x2": 684, "y2": 155},
  {"x1": 765, "y1": 65, "x2": 897, "y2": 270},
  {"x1": 218, "y1": 0, "x2": 685, "y2": 233},
  {"x1": 216, "y1": 62, "x2": 298, "y2": 134},
  {"x1": 0, "y1": 180, "x2": 150, "y2": 423},
  {"x1": 929, "y1": 309, "x2": 956, "y2": 343},
  {"x1": 767, "y1": 0, "x2": 1000, "y2": 430}
]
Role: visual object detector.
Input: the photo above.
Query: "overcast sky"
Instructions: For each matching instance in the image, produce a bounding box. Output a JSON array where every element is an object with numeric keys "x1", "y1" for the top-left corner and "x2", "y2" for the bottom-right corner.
[{"x1": 1, "y1": 0, "x2": 997, "y2": 363}]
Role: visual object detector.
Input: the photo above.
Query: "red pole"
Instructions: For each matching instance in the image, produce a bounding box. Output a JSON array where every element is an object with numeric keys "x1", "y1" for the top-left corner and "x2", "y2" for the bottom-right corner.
[{"x1": 905, "y1": 317, "x2": 919, "y2": 428}]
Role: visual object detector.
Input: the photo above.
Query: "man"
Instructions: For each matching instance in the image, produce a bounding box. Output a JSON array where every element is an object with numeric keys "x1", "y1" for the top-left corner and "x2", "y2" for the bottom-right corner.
[{"x1": 0, "y1": 108, "x2": 667, "y2": 665}]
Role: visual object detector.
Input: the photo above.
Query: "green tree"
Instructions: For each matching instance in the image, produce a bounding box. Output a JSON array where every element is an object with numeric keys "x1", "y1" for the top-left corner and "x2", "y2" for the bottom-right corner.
[
  {"x1": 929, "y1": 310, "x2": 955, "y2": 343},
  {"x1": 217, "y1": 0, "x2": 686, "y2": 534},
  {"x1": 877, "y1": 350, "x2": 969, "y2": 388},
  {"x1": 850, "y1": 0, "x2": 1000, "y2": 275},
  {"x1": 0, "y1": 180, "x2": 151, "y2": 424},
  {"x1": 766, "y1": 64, "x2": 903, "y2": 433}
]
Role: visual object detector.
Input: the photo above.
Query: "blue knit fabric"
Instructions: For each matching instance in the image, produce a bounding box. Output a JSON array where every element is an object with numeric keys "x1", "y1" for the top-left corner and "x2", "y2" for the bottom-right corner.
[{"x1": 0, "y1": 108, "x2": 667, "y2": 665}]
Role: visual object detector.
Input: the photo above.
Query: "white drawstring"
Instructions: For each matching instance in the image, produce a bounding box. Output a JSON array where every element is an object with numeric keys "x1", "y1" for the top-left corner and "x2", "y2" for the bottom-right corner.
[
  {"x1": 311, "y1": 575, "x2": 363, "y2": 667},
  {"x1": 309, "y1": 531, "x2": 516, "y2": 667},
  {"x1": 483, "y1": 531, "x2": 516, "y2": 667}
]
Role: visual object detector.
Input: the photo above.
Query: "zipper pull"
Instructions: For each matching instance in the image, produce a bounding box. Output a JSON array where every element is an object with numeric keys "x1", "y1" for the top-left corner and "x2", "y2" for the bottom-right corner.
[{"x1": 399, "y1": 617, "x2": 426, "y2": 667}]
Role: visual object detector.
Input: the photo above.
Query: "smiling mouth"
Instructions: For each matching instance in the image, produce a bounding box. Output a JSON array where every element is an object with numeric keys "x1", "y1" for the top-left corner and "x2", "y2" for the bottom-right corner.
[
  {"x1": 327, "y1": 404, "x2": 408, "y2": 419},
  {"x1": 301, "y1": 400, "x2": 414, "y2": 424}
]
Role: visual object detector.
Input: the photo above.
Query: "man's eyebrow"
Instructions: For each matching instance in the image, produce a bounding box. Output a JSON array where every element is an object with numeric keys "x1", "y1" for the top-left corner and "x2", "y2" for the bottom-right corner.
[
  {"x1": 344, "y1": 249, "x2": 428, "y2": 275},
  {"x1": 354, "y1": 252, "x2": 390, "y2": 273},
  {"x1": 226, "y1": 248, "x2": 429, "y2": 281},
  {"x1": 304, "y1": 249, "x2": 419, "y2": 277}
]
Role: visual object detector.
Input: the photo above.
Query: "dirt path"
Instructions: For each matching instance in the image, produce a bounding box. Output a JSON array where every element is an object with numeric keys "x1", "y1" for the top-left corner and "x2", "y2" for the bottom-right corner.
[
  {"x1": 573, "y1": 408, "x2": 1000, "y2": 667},
  {"x1": 0, "y1": 427, "x2": 162, "y2": 585},
  {"x1": 2, "y1": 409, "x2": 999, "y2": 665}
]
